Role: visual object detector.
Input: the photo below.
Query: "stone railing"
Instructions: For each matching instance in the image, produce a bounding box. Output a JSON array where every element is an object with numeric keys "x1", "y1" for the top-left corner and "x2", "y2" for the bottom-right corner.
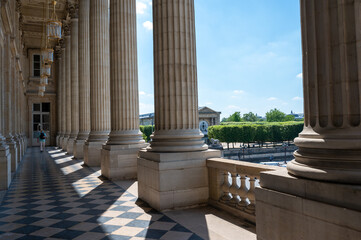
[{"x1": 207, "y1": 158, "x2": 279, "y2": 224}]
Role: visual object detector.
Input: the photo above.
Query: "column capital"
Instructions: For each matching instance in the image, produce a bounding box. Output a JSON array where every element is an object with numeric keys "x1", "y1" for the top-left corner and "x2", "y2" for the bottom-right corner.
[
  {"x1": 62, "y1": 20, "x2": 71, "y2": 36},
  {"x1": 67, "y1": 2, "x2": 79, "y2": 19}
]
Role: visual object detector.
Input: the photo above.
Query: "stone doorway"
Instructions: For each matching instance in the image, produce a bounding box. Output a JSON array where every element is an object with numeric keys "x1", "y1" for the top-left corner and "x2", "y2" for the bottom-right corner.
[{"x1": 31, "y1": 102, "x2": 51, "y2": 146}]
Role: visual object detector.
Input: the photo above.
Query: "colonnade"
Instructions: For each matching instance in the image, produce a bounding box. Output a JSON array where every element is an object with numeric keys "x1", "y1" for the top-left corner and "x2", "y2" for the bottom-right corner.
[
  {"x1": 0, "y1": 0, "x2": 28, "y2": 190},
  {"x1": 56, "y1": 0, "x2": 147, "y2": 178}
]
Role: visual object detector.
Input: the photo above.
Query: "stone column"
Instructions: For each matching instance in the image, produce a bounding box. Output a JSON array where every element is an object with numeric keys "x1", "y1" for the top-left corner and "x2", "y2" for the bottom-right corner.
[
  {"x1": 0, "y1": 33, "x2": 11, "y2": 190},
  {"x1": 84, "y1": 0, "x2": 110, "y2": 167},
  {"x1": 74, "y1": 0, "x2": 90, "y2": 159},
  {"x1": 257, "y1": 1, "x2": 361, "y2": 239},
  {"x1": 101, "y1": 0, "x2": 146, "y2": 180},
  {"x1": 67, "y1": 13, "x2": 79, "y2": 155},
  {"x1": 62, "y1": 23, "x2": 71, "y2": 151},
  {"x1": 56, "y1": 46, "x2": 63, "y2": 148},
  {"x1": 4, "y1": 35, "x2": 18, "y2": 172},
  {"x1": 287, "y1": 0, "x2": 361, "y2": 184},
  {"x1": 59, "y1": 47, "x2": 66, "y2": 149},
  {"x1": 13, "y1": 58, "x2": 21, "y2": 162},
  {"x1": 137, "y1": 0, "x2": 220, "y2": 211}
]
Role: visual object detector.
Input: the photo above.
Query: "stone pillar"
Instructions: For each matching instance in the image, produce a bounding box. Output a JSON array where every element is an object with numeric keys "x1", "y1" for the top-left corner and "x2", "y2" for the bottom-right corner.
[
  {"x1": 56, "y1": 46, "x2": 63, "y2": 148},
  {"x1": 67, "y1": 13, "x2": 79, "y2": 155},
  {"x1": 0, "y1": 33, "x2": 11, "y2": 190},
  {"x1": 59, "y1": 47, "x2": 66, "y2": 149},
  {"x1": 256, "y1": 1, "x2": 361, "y2": 239},
  {"x1": 84, "y1": 0, "x2": 110, "y2": 167},
  {"x1": 137, "y1": 0, "x2": 220, "y2": 211},
  {"x1": 287, "y1": 0, "x2": 361, "y2": 184},
  {"x1": 74, "y1": 0, "x2": 90, "y2": 159},
  {"x1": 62, "y1": 23, "x2": 71, "y2": 151},
  {"x1": 101, "y1": 0, "x2": 147, "y2": 180},
  {"x1": 13, "y1": 58, "x2": 21, "y2": 162},
  {"x1": 4, "y1": 36, "x2": 17, "y2": 172}
]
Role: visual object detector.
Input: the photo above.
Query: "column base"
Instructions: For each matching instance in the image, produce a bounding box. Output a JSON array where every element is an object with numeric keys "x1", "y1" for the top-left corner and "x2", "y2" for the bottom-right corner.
[
  {"x1": 137, "y1": 149, "x2": 221, "y2": 211},
  {"x1": 101, "y1": 143, "x2": 147, "y2": 180},
  {"x1": 73, "y1": 139, "x2": 86, "y2": 159},
  {"x1": 84, "y1": 142, "x2": 104, "y2": 167},
  {"x1": 66, "y1": 137, "x2": 75, "y2": 154},
  {"x1": 20, "y1": 136, "x2": 25, "y2": 157},
  {"x1": 7, "y1": 142, "x2": 18, "y2": 172},
  {"x1": 56, "y1": 135, "x2": 60, "y2": 148},
  {"x1": 0, "y1": 146, "x2": 11, "y2": 190},
  {"x1": 62, "y1": 136, "x2": 69, "y2": 150},
  {"x1": 15, "y1": 137, "x2": 22, "y2": 163},
  {"x1": 59, "y1": 136, "x2": 64, "y2": 149},
  {"x1": 256, "y1": 169, "x2": 361, "y2": 240}
]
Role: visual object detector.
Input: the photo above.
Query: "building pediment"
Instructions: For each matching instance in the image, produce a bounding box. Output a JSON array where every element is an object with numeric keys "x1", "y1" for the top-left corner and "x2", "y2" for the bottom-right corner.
[{"x1": 198, "y1": 106, "x2": 221, "y2": 114}]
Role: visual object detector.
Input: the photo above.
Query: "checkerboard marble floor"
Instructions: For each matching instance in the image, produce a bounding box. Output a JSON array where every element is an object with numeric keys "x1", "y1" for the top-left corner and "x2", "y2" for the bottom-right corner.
[{"x1": 0, "y1": 147, "x2": 203, "y2": 240}]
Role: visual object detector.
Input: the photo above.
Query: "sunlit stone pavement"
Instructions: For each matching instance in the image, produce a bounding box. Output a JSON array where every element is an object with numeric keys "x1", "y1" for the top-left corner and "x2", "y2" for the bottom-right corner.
[{"x1": 0, "y1": 147, "x2": 204, "y2": 240}]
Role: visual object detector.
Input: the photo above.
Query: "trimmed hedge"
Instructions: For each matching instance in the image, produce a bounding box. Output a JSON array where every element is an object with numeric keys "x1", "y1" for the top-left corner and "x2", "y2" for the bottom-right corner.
[
  {"x1": 140, "y1": 125, "x2": 154, "y2": 142},
  {"x1": 208, "y1": 122, "x2": 303, "y2": 145}
]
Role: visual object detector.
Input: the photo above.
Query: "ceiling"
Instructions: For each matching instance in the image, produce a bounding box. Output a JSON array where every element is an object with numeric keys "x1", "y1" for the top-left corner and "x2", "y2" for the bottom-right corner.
[{"x1": 20, "y1": 0, "x2": 75, "y2": 49}]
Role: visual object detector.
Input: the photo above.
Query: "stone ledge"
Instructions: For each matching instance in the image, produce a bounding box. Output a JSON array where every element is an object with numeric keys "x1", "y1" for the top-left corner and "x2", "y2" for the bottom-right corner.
[
  {"x1": 260, "y1": 169, "x2": 361, "y2": 212},
  {"x1": 256, "y1": 187, "x2": 361, "y2": 240}
]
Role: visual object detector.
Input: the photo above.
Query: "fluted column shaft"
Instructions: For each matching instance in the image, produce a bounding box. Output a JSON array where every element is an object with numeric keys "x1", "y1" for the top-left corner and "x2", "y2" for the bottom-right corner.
[
  {"x1": 107, "y1": 0, "x2": 143, "y2": 145},
  {"x1": 0, "y1": 36, "x2": 7, "y2": 145},
  {"x1": 148, "y1": 0, "x2": 206, "y2": 152},
  {"x1": 287, "y1": 0, "x2": 361, "y2": 184},
  {"x1": 88, "y1": 0, "x2": 110, "y2": 142},
  {"x1": 57, "y1": 55, "x2": 63, "y2": 137},
  {"x1": 70, "y1": 18, "x2": 79, "y2": 139},
  {"x1": 61, "y1": 48, "x2": 66, "y2": 137},
  {"x1": 65, "y1": 35, "x2": 71, "y2": 137},
  {"x1": 77, "y1": 0, "x2": 90, "y2": 140},
  {"x1": 4, "y1": 36, "x2": 14, "y2": 141}
]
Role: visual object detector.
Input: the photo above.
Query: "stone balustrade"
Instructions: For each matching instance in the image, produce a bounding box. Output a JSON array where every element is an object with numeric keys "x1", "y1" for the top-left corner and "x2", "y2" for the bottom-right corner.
[{"x1": 207, "y1": 158, "x2": 279, "y2": 224}]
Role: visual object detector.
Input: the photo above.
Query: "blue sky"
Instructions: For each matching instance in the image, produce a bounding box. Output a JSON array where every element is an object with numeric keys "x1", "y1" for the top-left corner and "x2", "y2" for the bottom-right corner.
[{"x1": 136, "y1": 0, "x2": 303, "y2": 119}]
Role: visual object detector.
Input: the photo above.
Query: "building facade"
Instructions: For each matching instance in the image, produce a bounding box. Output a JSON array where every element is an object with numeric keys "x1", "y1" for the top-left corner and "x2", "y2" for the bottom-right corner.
[{"x1": 139, "y1": 106, "x2": 221, "y2": 127}]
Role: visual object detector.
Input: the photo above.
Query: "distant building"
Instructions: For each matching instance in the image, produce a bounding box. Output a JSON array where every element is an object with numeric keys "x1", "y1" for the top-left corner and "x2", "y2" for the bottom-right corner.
[
  {"x1": 198, "y1": 106, "x2": 221, "y2": 126},
  {"x1": 139, "y1": 113, "x2": 155, "y2": 126},
  {"x1": 290, "y1": 111, "x2": 304, "y2": 120},
  {"x1": 139, "y1": 106, "x2": 221, "y2": 129}
]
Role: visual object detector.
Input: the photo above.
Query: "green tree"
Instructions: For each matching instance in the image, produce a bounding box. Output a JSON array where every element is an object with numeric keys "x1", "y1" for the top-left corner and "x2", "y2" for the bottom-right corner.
[
  {"x1": 227, "y1": 112, "x2": 242, "y2": 122},
  {"x1": 285, "y1": 114, "x2": 295, "y2": 121},
  {"x1": 266, "y1": 108, "x2": 286, "y2": 122},
  {"x1": 243, "y1": 112, "x2": 258, "y2": 122}
]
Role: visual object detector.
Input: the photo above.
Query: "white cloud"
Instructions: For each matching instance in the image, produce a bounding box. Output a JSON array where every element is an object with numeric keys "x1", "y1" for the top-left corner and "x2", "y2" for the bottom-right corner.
[
  {"x1": 292, "y1": 96, "x2": 303, "y2": 101},
  {"x1": 227, "y1": 105, "x2": 241, "y2": 110},
  {"x1": 297, "y1": 73, "x2": 303, "y2": 79},
  {"x1": 139, "y1": 91, "x2": 153, "y2": 97},
  {"x1": 139, "y1": 102, "x2": 154, "y2": 114},
  {"x1": 267, "y1": 97, "x2": 277, "y2": 101},
  {"x1": 136, "y1": 2, "x2": 147, "y2": 14},
  {"x1": 233, "y1": 90, "x2": 245, "y2": 95},
  {"x1": 143, "y1": 21, "x2": 153, "y2": 30}
]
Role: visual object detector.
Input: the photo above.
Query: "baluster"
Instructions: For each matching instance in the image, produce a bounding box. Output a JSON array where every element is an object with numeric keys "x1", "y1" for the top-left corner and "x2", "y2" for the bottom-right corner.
[
  {"x1": 245, "y1": 176, "x2": 256, "y2": 215},
  {"x1": 236, "y1": 174, "x2": 249, "y2": 210},
  {"x1": 220, "y1": 171, "x2": 232, "y2": 203},
  {"x1": 228, "y1": 172, "x2": 240, "y2": 206}
]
